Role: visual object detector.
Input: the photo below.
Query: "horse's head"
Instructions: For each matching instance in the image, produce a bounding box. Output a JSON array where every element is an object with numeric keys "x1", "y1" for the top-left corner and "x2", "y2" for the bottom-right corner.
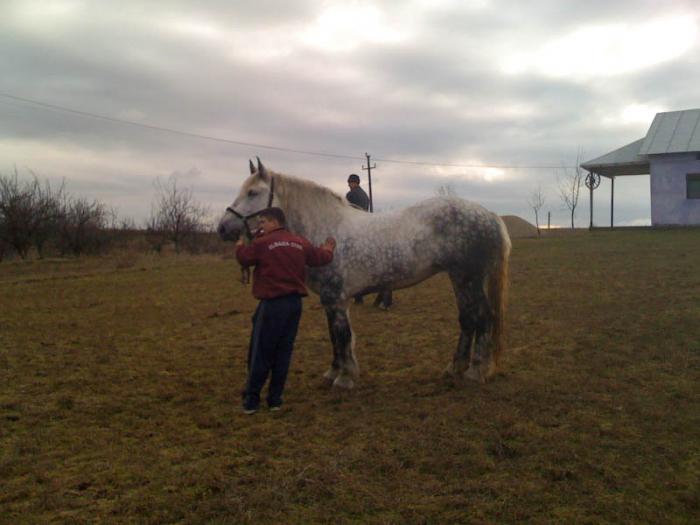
[{"x1": 218, "y1": 158, "x2": 275, "y2": 241}]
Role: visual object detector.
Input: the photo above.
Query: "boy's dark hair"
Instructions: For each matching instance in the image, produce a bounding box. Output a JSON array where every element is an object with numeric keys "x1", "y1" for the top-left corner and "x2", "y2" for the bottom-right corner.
[
  {"x1": 260, "y1": 207, "x2": 286, "y2": 227},
  {"x1": 347, "y1": 174, "x2": 360, "y2": 183}
]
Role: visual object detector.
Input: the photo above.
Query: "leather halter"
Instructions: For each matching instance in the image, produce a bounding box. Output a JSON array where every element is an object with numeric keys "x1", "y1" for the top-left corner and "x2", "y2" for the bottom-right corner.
[{"x1": 225, "y1": 176, "x2": 275, "y2": 240}]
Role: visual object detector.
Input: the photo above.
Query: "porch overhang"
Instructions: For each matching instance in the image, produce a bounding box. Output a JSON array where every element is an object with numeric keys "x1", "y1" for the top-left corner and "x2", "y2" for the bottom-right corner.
[
  {"x1": 580, "y1": 138, "x2": 650, "y2": 229},
  {"x1": 580, "y1": 138, "x2": 649, "y2": 178}
]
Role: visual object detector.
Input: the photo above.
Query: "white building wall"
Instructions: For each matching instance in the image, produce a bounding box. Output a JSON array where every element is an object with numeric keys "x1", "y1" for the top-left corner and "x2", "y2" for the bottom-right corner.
[{"x1": 649, "y1": 153, "x2": 700, "y2": 226}]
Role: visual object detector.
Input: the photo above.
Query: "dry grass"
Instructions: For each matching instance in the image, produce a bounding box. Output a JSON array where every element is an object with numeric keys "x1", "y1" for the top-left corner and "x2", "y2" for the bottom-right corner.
[{"x1": 1, "y1": 230, "x2": 699, "y2": 524}]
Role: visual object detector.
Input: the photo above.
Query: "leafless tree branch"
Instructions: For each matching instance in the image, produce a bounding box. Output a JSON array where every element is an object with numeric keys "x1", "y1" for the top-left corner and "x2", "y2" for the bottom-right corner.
[
  {"x1": 557, "y1": 151, "x2": 585, "y2": 229},
  {"x1": 527, "y1": 186, "x2": 546, "y2": 236}
]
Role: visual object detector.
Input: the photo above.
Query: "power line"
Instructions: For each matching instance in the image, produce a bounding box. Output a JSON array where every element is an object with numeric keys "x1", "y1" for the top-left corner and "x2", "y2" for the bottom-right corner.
[
  {"x1": 0, "y1": 92, "x2": 362, "y2": 161},
  {"x1": 373, "y1": 156, "x2": 573, "y2": 170},
  {"x1": 0, "y1": 92, "x2": 577, "y2": 170}
]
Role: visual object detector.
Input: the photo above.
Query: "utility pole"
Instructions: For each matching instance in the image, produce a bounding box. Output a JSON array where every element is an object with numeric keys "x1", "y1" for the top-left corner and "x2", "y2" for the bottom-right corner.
[{"x1": 362, "y1": 152, "x2": 376, "y2": 212}]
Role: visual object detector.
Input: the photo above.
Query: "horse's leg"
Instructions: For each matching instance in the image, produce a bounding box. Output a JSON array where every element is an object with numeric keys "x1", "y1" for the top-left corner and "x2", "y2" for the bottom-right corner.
[
  {"x1": 383, "y1": 290, "x2": 393, "y2": 308},
  {"x1": 322, "y1": 306, "x2": 340, "y2": 383},
  {"x1": 445, "y1": 272, "x2": 478, "y2": 380},
  {"x1": 464, "y1": 276, "x2": 497, "y2": 383},
  {"x1": 372, "y1": 290, "x2": 393, "y2": 310},
  {"x1": 322, "y1": 303, "x2": 359, "y2": 389}
]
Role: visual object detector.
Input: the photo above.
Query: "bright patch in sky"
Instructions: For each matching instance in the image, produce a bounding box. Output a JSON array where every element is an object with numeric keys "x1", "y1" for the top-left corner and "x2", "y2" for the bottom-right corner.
[
  {"x1": 13, "y1": 0, "x2": 83, "y2": 19},
  {"x1": 168, "y1": 19, "x2": 222, "y2": 41},
  {"x1": 411, "y1": 0, "x2": 490, "y2": 9},
  {"x1": 617, "y1": 217, "x2": 652, "y2": 227},
  {"x1": 432, "y1": 164, "x2": 506, "y2": 183},
  {"x1": 600, "y1": 103, "x2": 666, "y2": 128},
  {"x1": 301, "y1": 3, "x2": 405, "y2": 52},
  {"x1": 162, "y1": 4, "x2": 406, "y2": 61},
  {"x1": 163, "y1": 17, "x2": 294, "y2": 60},
  {"x1": 502, "y1": 14, "x2": 698, "y2": 79},
  {"x1": 10, "y1": 0, "x2": 84, "y2": 35},
  {"x1": 619, "y1": 104, "x2": 666, "y2": 125}
]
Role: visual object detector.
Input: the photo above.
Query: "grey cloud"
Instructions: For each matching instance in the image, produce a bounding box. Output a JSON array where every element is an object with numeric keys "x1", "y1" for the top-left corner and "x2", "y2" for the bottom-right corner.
[{"x1": 1, "y1": 0, "x2": 698, "y2": 227}]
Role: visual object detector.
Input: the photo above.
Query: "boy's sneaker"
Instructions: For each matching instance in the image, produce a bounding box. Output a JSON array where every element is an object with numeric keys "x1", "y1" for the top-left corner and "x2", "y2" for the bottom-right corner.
[
  {"x1": 267, "y1": 397, "x2": 282, "y2": 411},
  {"x1": 242, "y1": 396, "x2": 259, "y2": 415}
]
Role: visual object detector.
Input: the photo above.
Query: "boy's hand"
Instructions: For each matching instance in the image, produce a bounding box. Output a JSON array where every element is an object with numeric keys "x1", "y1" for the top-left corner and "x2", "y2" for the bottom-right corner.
[
  {"x1": 235, "y1": 238, "x2": 245, "y2": 248},
  {"x1": 322, "y1": 237, "x2": 336, "y2": 252}
]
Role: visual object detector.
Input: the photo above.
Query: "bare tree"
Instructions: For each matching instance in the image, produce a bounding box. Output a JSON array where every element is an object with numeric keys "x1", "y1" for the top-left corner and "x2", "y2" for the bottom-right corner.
[
  {"x1": 118, "y1": 215, "x2": 137, "y2": 231},
  {"x1": 33, "y1": 176, "x2": 65, "y2": 257},
  {"x1": 0, "y1": 169, "x2": 38, "y2": 258},
  {"x1": 0, "y1": 169, "x2": 64, "y2": 259},
  {"x1": 557, "y1": 152, "x2": 585, "y2": 229},
  {"x1": 104, "y1": 205, "x2": 120, "y2": 230},
  {"x1": 103, "y1": 205, "x2": 137, "y2": 232},
  {"x1": 0, "y1": 220, "x2": 7, "y2": 262},
  {"x1": 527, "y1": 186, "x2": 546, "y2": 236},
  {"x1": 147, "y1": 174, "x2": 209, "y2": 253},
  {"x1": 58, "y1": 196, "x2": 108, "y2": 256},
  {"x1": 436, "y1": 182, "x2": 458, "y2": 197}
]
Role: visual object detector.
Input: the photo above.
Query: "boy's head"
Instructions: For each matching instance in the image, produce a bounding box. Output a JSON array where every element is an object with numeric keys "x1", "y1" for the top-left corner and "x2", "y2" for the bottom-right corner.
[
  {"x1": 347, "y1": 174, "x2": 360, "y2": 189},
  {"x1": 257, "y1": 207, "x2": 286, "y2": 234}
]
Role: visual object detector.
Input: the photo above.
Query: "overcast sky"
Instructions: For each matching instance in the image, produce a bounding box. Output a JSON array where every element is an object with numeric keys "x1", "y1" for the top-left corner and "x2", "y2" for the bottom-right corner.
[{"x1": 1, "y1": 0, "x2": 699, "y2": 227}]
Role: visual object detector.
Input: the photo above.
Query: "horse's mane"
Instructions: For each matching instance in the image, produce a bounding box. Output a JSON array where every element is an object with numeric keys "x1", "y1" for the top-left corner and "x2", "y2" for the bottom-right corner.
[
  {"x1": 274, "y1": 172, "x2": 346, "y2": 204},
  {"x1": 272, "y1": 171, "x2": 352, "y2": 235}
]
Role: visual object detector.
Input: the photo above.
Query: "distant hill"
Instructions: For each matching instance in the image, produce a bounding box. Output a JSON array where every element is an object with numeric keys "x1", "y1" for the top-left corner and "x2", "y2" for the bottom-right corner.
[{"x1": 500, "y1": 215, "x2": 539, "y2": 238}]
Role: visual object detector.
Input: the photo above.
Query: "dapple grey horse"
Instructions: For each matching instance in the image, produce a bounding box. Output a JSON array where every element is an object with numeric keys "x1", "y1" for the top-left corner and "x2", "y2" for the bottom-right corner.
[{"x1": 218, "y1": 159, "x2": 511, "y2": 388}]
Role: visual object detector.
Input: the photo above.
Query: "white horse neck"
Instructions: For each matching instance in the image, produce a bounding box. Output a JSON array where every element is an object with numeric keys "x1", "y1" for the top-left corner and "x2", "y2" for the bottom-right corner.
[{"x1": 274, "y1": 173, "x2": 352, "y2": 240}]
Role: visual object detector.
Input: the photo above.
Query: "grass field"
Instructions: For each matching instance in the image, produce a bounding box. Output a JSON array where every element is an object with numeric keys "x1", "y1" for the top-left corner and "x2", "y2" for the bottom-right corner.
[{"x1": 1, "y1": 229, "x2": 699, "y2": 524}]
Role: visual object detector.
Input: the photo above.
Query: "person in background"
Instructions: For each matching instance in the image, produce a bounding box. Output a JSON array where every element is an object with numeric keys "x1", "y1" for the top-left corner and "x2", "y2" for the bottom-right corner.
[
  {"x1": 346, "y1": 173, "x2": 369, "y2": 211},
  {"x1": 235, "y1": 207, "x2": 336, "y2": 415}
]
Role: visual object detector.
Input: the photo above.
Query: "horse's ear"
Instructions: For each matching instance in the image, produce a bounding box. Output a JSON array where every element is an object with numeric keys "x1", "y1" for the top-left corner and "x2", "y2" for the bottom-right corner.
[
  {"x1": 249, "y1": 159, "x2": 256, "y2": 175},
  {"x1": 256, "y1": 157, "x2": 270, "y2": 182}
]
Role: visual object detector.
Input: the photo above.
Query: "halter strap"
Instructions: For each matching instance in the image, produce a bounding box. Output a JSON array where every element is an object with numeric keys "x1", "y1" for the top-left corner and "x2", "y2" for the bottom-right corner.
[{"x1": 225, "y1": 176, "x2": 275, "y2": 240}]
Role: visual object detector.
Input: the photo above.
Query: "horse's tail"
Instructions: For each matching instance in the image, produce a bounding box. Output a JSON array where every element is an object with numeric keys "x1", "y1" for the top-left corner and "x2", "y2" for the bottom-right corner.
[{"x1": 487, "y1": 216, "x2": 511, "y2": 365}]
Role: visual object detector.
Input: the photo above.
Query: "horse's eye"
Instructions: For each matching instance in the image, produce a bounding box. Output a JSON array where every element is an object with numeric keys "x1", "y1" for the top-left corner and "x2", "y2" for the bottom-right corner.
[{"x1": 248, "y1": 190, "x2": 258, "y2": 197}]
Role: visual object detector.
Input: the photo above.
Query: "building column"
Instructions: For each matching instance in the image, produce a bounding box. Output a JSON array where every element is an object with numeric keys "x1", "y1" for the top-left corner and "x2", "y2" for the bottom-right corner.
[
  {"x1": 589, "y1": 176, "x2": 594, "y2": 230},
  {"x1": 610, "y1": 176, "x2": 615, "y2": 228}
]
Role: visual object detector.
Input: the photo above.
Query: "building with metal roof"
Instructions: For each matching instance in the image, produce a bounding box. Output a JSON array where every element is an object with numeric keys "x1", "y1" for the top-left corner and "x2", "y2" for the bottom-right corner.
[{"x1": 581, "y1": 108, "x2": 700, "y2": 227}]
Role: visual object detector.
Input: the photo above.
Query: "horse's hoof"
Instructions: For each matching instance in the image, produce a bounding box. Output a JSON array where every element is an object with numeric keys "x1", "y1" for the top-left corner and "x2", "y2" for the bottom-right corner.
[
  {"x1": 463, "y1": 367, "x2": 487, "y2": 384},
  {"x1": 322, "y1": 369, "x2": 338, "y2": 387},
  {"x1": 332, "y1": 375, "x2": 355, "y2": 389},
  {"x1": 442, "y1": 364, "x2": 456, "y2": 379},
  {"x1": 444, "y1": 361, "x2": 469, "y2": 379}
]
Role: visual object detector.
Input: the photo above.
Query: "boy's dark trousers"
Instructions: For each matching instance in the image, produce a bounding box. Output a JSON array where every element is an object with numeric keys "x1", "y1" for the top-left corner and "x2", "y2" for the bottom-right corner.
[{"x1": 243, "y1": 294, "x2": 302, "y2": 409}]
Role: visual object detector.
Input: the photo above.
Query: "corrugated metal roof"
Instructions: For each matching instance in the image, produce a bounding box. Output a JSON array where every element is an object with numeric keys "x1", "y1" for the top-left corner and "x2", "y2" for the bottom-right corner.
[
  {"x1": 639, "y1": 108, "x2": 700, "y2": 154},
  {"x1": 580, "y1": 108, "x2": 700, "y2": 177},
  {"x1": 580, "y1": 138, "x2": 649, "y2": 178}
]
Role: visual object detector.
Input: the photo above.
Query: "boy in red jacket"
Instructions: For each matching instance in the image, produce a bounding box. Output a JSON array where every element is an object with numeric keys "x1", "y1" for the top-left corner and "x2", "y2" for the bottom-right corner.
[{"x1": 235, "y1": 207, "x2": 336, "y2": 414}]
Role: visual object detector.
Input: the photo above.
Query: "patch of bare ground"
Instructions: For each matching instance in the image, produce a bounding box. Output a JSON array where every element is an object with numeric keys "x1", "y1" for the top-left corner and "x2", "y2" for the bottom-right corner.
[{"x1": 1, "y1": 230, "x2": 699, "y2": 523}]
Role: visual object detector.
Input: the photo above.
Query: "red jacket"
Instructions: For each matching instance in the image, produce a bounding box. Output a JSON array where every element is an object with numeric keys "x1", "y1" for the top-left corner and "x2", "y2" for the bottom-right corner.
[{"x1": 235, "y1": 228, "x2": 333, "y2": 299}]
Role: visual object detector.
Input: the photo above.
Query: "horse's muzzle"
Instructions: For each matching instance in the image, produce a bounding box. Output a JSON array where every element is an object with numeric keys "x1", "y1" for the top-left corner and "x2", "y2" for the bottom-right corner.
[{"x1": 217, "y1": 223, "x2": 241, "y2": 242}]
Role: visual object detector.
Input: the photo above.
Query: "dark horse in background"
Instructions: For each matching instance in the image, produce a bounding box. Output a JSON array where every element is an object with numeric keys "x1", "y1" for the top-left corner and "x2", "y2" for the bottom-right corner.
[{"x1": 218, "y1": 159, "x2": 511, "y2": 388}]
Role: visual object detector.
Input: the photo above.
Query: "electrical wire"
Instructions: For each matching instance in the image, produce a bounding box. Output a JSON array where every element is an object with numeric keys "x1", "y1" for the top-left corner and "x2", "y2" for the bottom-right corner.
[{"x1": 0, "y1": 92, "x2": 577, "y2": 170}]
